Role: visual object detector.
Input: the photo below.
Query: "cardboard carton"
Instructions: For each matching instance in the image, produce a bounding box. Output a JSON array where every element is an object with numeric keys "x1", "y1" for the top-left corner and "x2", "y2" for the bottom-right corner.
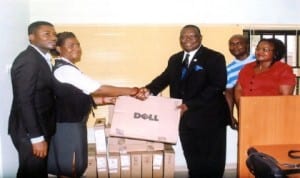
[
  {"x1": 153, "y1": 151, "x2": 164, "y2": 178},
  {"x1": 96, "y1": 153, "x2": 109, "y2": 178},
  {"x1": 163, "y1": 147, "x2": 175, "y2": 178},
  {"x1": 108, "y1": 152, "x2": 121, "y2": 178},
  {"x1": 110, "y1": 96, "x2": 182, "y2": 144},
  {"x1": 131, "y1": 152, "x2": 142, "y2": 178},
  {"x1": 94, "y1": 118, "x2": 107, "y2": 154},
  {"x1": 120, "y1": 153, "x2": 131, "y2": 178},
  {"x1": 142, "y1": 152, "x2": 153, "y2": 178},
  {"x1": 108, "y1": 137, "x2": 165, "y2": 153}
]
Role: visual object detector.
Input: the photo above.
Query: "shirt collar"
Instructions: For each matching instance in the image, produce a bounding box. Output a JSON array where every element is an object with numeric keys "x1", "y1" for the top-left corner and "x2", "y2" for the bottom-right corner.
[
  {"x1": 183, "y1": 45, "x2": 201, "y2": 62},
  {"x1": 58, "y1": 57, "x2": 73, "y2": 64},
  {"x1": 30, "y1": 44, "x2": 51, "y2": 60},
  {"x1": 184, "y1": 45, "x2": 202, "y2": 59}
]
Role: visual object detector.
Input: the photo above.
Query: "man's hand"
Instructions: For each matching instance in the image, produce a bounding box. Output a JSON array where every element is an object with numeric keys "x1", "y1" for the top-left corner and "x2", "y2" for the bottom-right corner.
[
  {"x1": 134, "y1": 87, "x2": 150, "y2": 100},
  {"x1": 32, "y1": 141, "x2": 48, "y2": 158},
  {"x1": 177, "y1": 103, "x2": 188, "y2": 116},
  {"x1": 230, "y1": 116, "x2": 239, "y2": 130}
]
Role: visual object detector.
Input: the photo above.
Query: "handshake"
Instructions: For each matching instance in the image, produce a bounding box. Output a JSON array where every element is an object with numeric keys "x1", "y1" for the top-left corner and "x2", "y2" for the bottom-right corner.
[
  {"x1": 93, "y1": 86, "x2": 150, "y2": 105},
  {"x1": 130, "y1": 87, "x2": 188, "y2": 115},
  {"x1": 130, "y1": 87, "x2": 151, "y2": 100},
  {"x1": 97, "y1": 86, "x2": 187, "y2": 115}
]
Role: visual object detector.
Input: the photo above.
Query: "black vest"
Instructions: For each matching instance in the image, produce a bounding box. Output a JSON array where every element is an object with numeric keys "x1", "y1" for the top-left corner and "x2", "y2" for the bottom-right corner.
[{"x1": 53, "y1": 59, "x2": 95, "y2": 123}]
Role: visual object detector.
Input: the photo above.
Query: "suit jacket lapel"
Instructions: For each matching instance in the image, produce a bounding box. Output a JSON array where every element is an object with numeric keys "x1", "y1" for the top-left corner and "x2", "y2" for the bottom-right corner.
[
  {"x1": 185, "y1": 46, "x2": 203, "y2": 78},
  {"x1": 28, "y1": 46, "x2": 52, "y2": 73},
  {"x1": 177, "y1": 52, "x2": 185, "y2": 80}
]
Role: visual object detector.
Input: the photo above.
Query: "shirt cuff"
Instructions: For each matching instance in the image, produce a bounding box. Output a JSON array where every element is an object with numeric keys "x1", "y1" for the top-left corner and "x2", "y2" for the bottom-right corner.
[{"x1": 30, "y1": 136, "x2": 45, "y2": 144}]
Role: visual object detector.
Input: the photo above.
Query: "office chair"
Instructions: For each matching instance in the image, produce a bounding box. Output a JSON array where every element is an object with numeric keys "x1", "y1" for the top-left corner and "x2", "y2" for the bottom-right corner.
[{"x1": 246, "y1": 147, "x2": 300, "y2": 178}]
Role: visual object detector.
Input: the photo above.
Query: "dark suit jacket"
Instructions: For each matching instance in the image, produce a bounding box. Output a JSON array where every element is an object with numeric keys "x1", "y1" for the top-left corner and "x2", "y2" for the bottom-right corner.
[
  {"x1": 9, "y1": 46, "x2": 55, "y2": 139},
  {"x1": 146, "y1": 46, "x2": 230, "y2": 129}
]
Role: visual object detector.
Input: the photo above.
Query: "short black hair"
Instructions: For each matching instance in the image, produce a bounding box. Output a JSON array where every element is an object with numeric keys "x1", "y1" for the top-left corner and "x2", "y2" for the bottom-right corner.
[
  {"x1": 229, "y1": 34, "x2": 249, "y2": 44},
  {"x1": 181, "y1": 24, "x2": 202, "y2": 37},
  {"x1": 28, "y1": 21, "x2": 54, "y2": 35}
]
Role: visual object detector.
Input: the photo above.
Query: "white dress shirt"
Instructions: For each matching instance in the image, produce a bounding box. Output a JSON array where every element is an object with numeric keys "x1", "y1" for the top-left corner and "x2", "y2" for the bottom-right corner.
[
  {"x1": 53, "y1": 57, "x2": 101, "y2": 95},
  {"x1": 182, "y1": 45, "x2": 201, "y2": 67}
]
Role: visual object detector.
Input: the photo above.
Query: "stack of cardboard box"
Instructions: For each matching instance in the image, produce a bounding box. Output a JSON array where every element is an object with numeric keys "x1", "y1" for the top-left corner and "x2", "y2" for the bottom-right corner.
[
  {"x1": 83, "y1": 120, "x2": 108, "y2": 178},
  {"x1": 85, "y1": 96, "x2": 180, "y2": 178},
  {"x1": 107, "y1": 137, "x2": 174, "y2": 178},
  {"x1": 88, "y1": 119, "x2": 175, "y2": 178}
]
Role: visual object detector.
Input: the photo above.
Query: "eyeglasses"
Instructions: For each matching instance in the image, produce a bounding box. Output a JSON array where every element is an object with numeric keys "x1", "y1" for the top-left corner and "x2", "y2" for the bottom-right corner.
[{"x1": 255, "y1": 47, "x2": 274, "y2": 53}]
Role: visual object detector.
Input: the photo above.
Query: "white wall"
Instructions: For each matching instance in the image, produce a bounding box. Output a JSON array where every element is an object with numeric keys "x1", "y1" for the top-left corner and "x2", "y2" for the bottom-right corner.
[
  {"x1": 0, "y1": 0, "x2": 29, "y2": 177},
  {"x1": 29, "y1": 0, "x2": 300, "y2": 25}
]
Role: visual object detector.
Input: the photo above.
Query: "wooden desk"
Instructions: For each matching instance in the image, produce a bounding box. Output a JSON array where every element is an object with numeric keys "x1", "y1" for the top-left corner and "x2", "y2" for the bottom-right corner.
[
  {"x1": 249, "y1": 144, "x2": 300, "y2": 178},
  {"x1": 238, "y1": 96, "x2": 300, "y2": 177}
]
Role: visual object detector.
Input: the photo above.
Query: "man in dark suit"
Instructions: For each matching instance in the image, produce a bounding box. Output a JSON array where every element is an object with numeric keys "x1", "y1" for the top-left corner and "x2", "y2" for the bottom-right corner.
[
  {"x1": 9, "y1": 21, "x2": 57, "y2": 178},
  {"x1": 137, "y1": 25, "x2": 229, "y2": 177}
]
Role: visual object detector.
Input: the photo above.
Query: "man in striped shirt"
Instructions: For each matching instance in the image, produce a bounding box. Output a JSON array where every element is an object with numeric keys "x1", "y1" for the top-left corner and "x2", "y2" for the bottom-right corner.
[{"x1": 225, "y1": 34, "x2": 255, "y2": 129}]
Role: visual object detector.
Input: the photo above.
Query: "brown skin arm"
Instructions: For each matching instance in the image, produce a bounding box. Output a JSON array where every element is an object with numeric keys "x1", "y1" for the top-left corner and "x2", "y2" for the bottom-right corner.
[
  {"x1": 92, "y1": 85, "x2": 139, "y2": 97},
  {"x1": 279, "y1": 85, "x2": 295, "y2": 95},
  {"x1": 32, "y1": 141, "x2": 48, "y2": 158},
  {"x1": 225, "y1": 88, "x2": 234, "y2": 116},
  {"x1": 93, "y1": 96, "x2": 116, "y2": 105},
  {"x1": 225, "y1": 88, "x2": 238, "y2": 130},
  {"x1": 234, "y1": 82, "x2": 242, "y2": 116}
]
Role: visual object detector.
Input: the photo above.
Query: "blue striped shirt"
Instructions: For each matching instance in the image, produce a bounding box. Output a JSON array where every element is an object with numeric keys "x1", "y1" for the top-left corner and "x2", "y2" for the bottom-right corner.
[{"x1": 226, "y1": 54, "x2": 256, "y2": 88}]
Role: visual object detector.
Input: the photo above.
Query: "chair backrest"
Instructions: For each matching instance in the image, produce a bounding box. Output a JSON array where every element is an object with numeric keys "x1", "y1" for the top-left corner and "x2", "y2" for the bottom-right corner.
[{"x1": 246, "y1": 147, "x2": 287, "y2": 178}]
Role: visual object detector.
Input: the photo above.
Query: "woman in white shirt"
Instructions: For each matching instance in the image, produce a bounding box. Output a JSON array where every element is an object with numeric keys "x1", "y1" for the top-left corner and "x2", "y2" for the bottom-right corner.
[{"x1": 48, "y1": 32, "x2": 139, "y2": 178}]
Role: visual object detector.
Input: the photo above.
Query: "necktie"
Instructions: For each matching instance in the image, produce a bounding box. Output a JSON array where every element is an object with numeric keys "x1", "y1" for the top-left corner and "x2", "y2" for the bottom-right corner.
[
  {"x1": 181, "y1": 53, "x2": 189, "y2": 79},
  {"x1": 183, "y1": 53, "x2": 190, "y2": 68}
]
